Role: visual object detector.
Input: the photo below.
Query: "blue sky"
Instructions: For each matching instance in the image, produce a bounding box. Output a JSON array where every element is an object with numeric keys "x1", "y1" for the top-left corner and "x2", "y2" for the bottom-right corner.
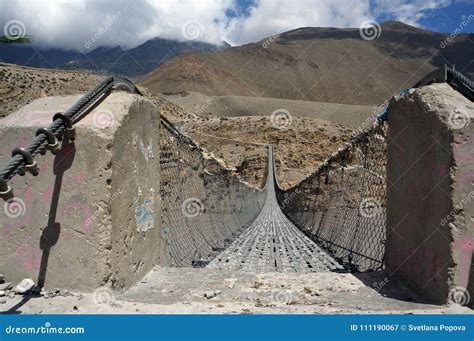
[
  {"x1": 232, "y1": 0, "x2": 474, "y2": 34},
  {"x1": 417, "y1": 1, "x2": 474, "y2": 33},
  {"x1": 0, "y1": 0, "x2": 473, "y2": 51}
]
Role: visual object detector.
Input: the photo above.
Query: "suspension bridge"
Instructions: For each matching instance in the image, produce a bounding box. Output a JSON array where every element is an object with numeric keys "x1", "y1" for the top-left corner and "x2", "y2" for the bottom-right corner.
[
  {"x1": 208, "y1": 146, "x2": 342, "y2": 273},
  {"x1": 0, "y1": 65, "x2": 472, "y2": 312}
]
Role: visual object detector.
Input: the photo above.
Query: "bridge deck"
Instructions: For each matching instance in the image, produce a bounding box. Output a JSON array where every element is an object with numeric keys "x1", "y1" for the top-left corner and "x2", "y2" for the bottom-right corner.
[{"x1": 207, "y1": 147, "x2": 341, "y2": 273}]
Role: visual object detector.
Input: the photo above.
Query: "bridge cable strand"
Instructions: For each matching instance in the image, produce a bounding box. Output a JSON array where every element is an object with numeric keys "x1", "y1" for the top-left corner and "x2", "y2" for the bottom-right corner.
[{"x1": 0, "y1": 75, "x2": 140, "y2": 198}]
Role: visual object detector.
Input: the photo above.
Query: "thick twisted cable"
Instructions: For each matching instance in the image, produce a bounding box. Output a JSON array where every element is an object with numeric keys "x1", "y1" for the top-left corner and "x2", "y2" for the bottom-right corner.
[{"x1": 0, "y1": 77, "x2": 114, "y2": 181}]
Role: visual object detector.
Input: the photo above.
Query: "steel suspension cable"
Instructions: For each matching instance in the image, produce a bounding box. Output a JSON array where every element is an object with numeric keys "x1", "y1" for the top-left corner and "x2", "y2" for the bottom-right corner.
[{"x1": 0, "y1": 75, "x2": 138, "y2": 198}]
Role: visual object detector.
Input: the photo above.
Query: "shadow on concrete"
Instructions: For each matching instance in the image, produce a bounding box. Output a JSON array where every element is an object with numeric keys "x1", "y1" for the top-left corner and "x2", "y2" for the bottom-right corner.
[
  {"x1": 352, "y1": 270, "x2": 427, "y2": 305},
  {"x1": 3, "y1": 138, "x2": 75, "y2": 314}
]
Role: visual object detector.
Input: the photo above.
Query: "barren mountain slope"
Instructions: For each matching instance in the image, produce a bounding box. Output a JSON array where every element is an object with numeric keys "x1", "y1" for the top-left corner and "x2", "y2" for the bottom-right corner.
[
  {"x1": 182, "y1": 116, "x2": 353, "y2": 189},
  {"x1": 164, "y1": 91, "x2": 376, "y2": 128},
  {"x1": 0, "y1": 63, "x2": 102, "y2": 118},
  {"x1": 140, "y1": 21, "x2": 474, "y2": 106}
]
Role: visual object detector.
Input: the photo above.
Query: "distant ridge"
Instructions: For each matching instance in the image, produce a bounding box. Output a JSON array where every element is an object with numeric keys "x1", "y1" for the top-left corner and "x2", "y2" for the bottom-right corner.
[
  {"x1": 0, "y1": 38, "x2": 229, "y2": 79},
  {"x1": 140, "y1": 21, "x2": 474, "y2": 106}
]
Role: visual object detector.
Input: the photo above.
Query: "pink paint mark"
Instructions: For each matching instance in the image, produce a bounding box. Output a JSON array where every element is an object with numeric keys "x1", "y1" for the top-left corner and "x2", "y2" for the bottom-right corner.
[
  {"x1": 73, "y1": 173, "x2": 86, "y2": 183},
  {"x1": 455, "y1": 172, "x2": 474, "y2": 187},
  {"x1": 1, "y1": 214, "x2": 33, "y2": 238},
  {"x1": 15, "y1": 243, "x2": 41, "y2": 271},
  {"x1": 452, "y1": 236, "x2": 474, "y2": 287},
  {"x1": 23, "y1": 185, "x2": 33, "y2": 205},
  {"x1": 437, "y1": 164, "x2": 447, "y2": 177},
  {"x1": 41, "y1": 185, "x2": 55, "y2": 203},
  {"x1": 453, "y1": 146, "x2": 474, "y2": 186},
  {"x1": 17, "y1": 137, "x2": 29, "y2": 149},
  {"x1": 454, "y1": 147, "x2": 474, "y2": 163}
]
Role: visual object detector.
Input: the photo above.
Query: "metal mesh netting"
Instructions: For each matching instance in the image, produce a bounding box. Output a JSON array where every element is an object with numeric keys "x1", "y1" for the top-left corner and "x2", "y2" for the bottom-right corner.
[
  {"x1": 159, "y1": 117, "x2": 266, "y2": 267},
  {"x1": 276, "y1": 124, "x2": 387, "y2": 271}
]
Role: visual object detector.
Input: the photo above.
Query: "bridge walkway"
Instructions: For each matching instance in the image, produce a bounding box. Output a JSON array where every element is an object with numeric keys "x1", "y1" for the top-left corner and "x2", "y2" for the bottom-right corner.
[{"x1": 207, "y1": 147, "x2": 341, "y2": 273}]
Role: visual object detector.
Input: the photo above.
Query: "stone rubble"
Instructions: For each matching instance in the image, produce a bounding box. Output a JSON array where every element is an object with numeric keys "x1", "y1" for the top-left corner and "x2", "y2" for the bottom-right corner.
[{"x1": 14, "y1": 279, "x2": 35, "y2": 294}]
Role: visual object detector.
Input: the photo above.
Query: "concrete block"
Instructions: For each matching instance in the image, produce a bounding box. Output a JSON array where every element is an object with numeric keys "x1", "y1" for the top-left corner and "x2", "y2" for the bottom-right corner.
[
  {"x1": 0, "y1": 92, "x2": 161, "y2": 292},
  {"x1": 386, "y1": 83, "x2": 473, "y2": 304}
]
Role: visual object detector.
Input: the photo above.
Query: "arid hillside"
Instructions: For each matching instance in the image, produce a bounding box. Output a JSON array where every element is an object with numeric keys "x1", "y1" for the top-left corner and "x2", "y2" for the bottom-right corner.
[
  {"x1": 164, "y1": 91, "x2": 376, "y2": 129},
  {"x1": 1, "y1": 63, "x2": 355, "y2": 190},
  {"x1": 182, "y1": 116, "x2": 353, "y2": 189},
  {"x1": 0, "y1": 63, "x2": 102, "y2": 118},
  {"x1": 140, "y1": 21, "x2": 474, "y2": 106}
]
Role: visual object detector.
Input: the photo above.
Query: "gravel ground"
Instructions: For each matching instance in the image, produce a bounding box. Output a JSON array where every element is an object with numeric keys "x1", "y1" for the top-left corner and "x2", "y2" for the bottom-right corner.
[
  {"x1": 0, "y1": 63, "x2": 102, "y2": 118},
  {"x1": 1, "y1": 268, "x2": 471, "y2": 314}
]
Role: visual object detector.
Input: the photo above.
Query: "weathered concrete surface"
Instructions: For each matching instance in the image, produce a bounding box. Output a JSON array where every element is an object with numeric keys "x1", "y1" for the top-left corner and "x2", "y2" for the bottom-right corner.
[
  {"x1": 2, "y1": 267, "x2": 471, "y2": 314},
  {"x1": 387, "y1": 83, "x2": 473, "y2": 304},
  {"x1": 0, "y1": 92, "x2": 161, "y2": 292}
]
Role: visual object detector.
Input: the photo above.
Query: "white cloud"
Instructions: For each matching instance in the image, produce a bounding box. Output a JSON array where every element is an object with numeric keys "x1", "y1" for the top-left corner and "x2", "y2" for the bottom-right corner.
[
  {"x1": 371, "y1": 0, "x2": 454, "y2": 26},
  {"x1": 0, "y1": 0, "x2": 461, "y2": 51},
  {"x1": 224, "y1": 0, "x2": 373, "y2": 45},
  {"x1": 0, "y1": 0, "x2": 234, "y2": 51}
]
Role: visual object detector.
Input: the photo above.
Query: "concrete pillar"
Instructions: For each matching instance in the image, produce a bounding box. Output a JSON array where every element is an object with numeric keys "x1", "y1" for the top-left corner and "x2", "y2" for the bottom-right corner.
[
  {"x1": 0, "y1": 92, "x2": 161, "y2": 292},
  {"x1": 386, "y1": 83, "x2": 473, "y2": 304}
]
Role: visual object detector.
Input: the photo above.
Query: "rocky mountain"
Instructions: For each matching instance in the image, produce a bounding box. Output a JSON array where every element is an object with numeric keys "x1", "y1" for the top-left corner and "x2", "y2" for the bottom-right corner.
[
  {"x1": 0, "y1": 38, "x2": 228, "y2": 79},
  {"x1": 140, "y1": 21, "x2": 474, "y2": 106}
]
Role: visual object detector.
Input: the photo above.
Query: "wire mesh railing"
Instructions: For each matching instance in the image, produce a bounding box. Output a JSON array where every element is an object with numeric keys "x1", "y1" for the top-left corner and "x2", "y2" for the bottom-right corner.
[
  {"x1": 159, "y1": 114, "x2": 266, "y2": 267},
  {"x1": 447, "y1": 66, "x2": 474, "y2": 101},
  {"x1": 276, "y1": 124, "x2": 387, "y2": 271}
]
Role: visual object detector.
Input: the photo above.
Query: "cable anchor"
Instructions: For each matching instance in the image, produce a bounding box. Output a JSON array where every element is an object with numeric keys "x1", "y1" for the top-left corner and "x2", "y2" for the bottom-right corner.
[
  {"x1": 53, "y1": 113, "x2": 76, "y2": 141},
  {"x1": 12, "y1": 148, "x2": 39, "y2": 176},
  {"x1": 0, "y1": 177, "x2": 13, "y2": 201},
  {"x1": 36, "y1": 127, "x2": 60, "y2": 155}
]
